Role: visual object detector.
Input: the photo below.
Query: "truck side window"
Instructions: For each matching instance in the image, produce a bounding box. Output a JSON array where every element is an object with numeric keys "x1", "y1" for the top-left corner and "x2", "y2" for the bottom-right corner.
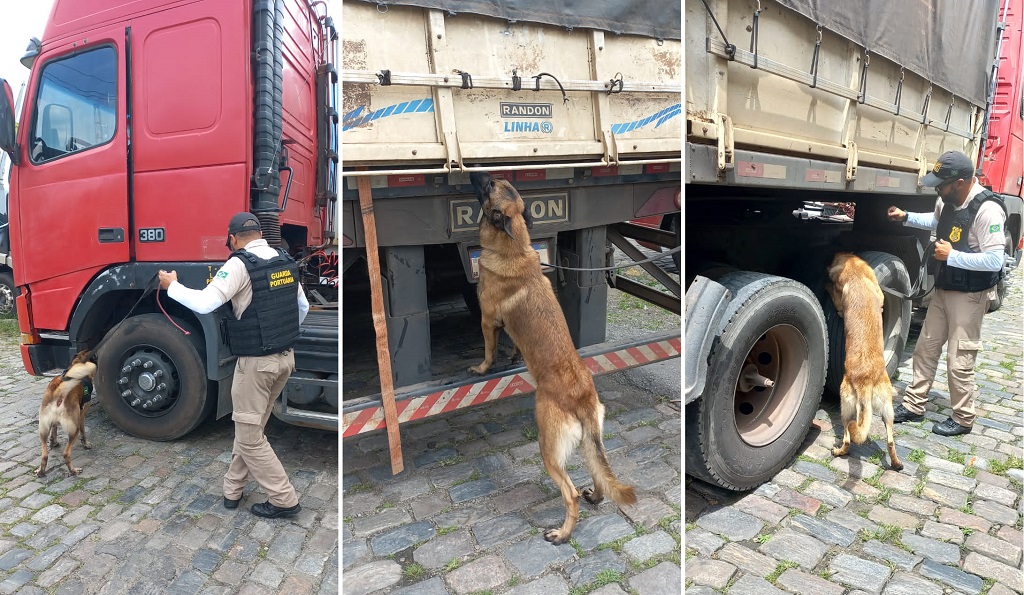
[{"x1": 29, "y1": 46, "x2": 117, "y2": 164}]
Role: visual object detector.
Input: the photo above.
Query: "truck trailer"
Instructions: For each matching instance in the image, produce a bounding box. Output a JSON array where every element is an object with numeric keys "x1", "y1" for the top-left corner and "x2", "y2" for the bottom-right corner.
[
  {"x1": 339, "y1": 0, "x2": 683, "y2": 457},
  {"x1": 684, "y1": 0, "x2": 1024, "y2": 490}
]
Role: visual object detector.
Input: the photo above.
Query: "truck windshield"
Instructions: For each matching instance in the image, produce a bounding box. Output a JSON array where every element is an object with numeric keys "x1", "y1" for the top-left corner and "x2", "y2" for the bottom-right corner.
[{"x1": 30, "y1": 46, "x2": 116, "y2": 164}]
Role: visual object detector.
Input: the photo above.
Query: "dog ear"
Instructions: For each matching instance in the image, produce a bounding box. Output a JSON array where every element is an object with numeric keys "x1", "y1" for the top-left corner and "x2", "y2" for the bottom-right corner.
[
  {"x1": 521, "y1": 201, "x2": 533, "y2": 229},
  {"x1": 502, "y1": 215, "x2": 516, "y2": 239},
  {"x1": 470, "y1": 173, "x2": 493, "y2": 206}
]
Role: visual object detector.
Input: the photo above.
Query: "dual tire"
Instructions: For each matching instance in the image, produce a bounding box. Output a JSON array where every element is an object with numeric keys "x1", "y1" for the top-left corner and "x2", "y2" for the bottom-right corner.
[{"x1": 686, "y1": 252, "x2": 911, "y2": 490}]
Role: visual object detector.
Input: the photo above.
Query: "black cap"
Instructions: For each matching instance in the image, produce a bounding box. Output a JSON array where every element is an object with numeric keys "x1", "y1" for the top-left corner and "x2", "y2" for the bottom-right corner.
[
  {"x1": 226, "y1": 212, "x2": 261, "y2": 248},
  {"x1": 921, "y1": 151, "x2": 976, "y2": 187}
]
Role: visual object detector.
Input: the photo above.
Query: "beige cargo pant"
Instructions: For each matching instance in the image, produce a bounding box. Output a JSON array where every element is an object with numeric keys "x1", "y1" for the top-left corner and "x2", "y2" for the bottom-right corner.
[
  {"x1": 901, "y1": 286, "x2": 994, "y2": 427},
  {"x1": 223, "y1": 350, "x2": 299, "y2": 508}
]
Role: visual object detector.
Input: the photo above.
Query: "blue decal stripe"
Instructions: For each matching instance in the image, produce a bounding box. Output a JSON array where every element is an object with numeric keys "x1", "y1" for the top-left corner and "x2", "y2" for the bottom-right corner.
[
  {"x1": 610, "y1": 103, "x2": 681, "y2": 135},
  {"x1": 343, "y1": 97, "x2": 435, "y2": 131}
]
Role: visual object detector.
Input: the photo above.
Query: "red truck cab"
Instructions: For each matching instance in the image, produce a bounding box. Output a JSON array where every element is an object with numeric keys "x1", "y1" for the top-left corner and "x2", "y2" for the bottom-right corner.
[{"x1": 0, "y1": 0, "x2": 338, "y2": 439}]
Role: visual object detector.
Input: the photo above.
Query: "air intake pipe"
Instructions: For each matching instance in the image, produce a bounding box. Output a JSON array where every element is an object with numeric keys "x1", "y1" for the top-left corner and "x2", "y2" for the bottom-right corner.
[{"x1": 251, "y1": 0, "x2": 286, "y2": 246}]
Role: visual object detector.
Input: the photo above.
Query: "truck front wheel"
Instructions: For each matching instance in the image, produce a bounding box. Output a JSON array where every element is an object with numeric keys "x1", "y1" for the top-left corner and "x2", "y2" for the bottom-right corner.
[
  {"x1": 0, "y1": 271, "x2": 16, "y2": 317},
  {"x1": 96, "y1": 314, "x2": 213, "y2": 440},
  {"x1": 685, "y1": 272, "x2": 827, "y2": 490}
]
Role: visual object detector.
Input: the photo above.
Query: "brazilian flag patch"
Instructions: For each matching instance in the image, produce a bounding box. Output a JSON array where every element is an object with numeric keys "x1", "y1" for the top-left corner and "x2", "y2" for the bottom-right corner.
[{"x1": 989, "y1": 223, "x2": 1001, "y2": 233}]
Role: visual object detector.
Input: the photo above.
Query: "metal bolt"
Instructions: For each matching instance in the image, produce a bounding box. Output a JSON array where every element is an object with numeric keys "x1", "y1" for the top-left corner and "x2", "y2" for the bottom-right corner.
[
  {"x1": 131, "y1": 359, "x2": 142, "y2": 368},
  {"x1": 118, "y1": 377, "x2": 129, "y2": 385},
  {"x1": 143, "y1": 361, "x2": 154, "y2": 369},
  {"x1": 121, "y1": 390, "x2": 132, "y2": 398},
  {"x1": 157, "y1": 383, "x2": 167, "y2": 391},
  {"x1": 154, "y1": 370, "x2": 164, "y2": 378},
  {"x1": 121, "y1": 366, "x2": 132, "y2": 374},
  {"x1": 130, "y1": 399, "x2": 141, "y2": 407},
  {"x1": 143, "y1": 401, "x2": 152, "y2": 409}
]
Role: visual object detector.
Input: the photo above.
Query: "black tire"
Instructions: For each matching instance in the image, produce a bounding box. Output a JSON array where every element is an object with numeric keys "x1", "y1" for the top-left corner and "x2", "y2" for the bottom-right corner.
[
  {"x1": 988, "y1": 233, "x2": 1013, "y2": 313},
  {"x1": 668, "y1": 213, "x2": 680, "y2": 273},
  {"x1": 0, "y1": 271, "x2": 16, "y2": 317},
  {"x1": 685, "y1": 272, "x2": 827, "y2": 490},
  {"x1": 823, "y1": 251, "x2": 912, "y2": 395},
  {"x1": 96, "y1": 314, "x2": 213, "y2": 440}
]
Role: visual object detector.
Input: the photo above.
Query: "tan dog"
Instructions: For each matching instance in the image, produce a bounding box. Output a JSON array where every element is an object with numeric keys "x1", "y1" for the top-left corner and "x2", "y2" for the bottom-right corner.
[
  {"x1": 826, "y1": 253, "x2": 903, "y2": 471},
  {"x1": 469, "y1": 172, "x2": 637, "y2": 544},
  {"x1": 36, "y1": 350, "x2": 96, "y2": 477}
]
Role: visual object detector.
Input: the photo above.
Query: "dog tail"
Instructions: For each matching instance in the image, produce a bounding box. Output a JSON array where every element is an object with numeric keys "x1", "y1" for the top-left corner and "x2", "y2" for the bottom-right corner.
[
  {"x1": 848, "y1": 389, "x2": 873, "y2": 445},
  {"x1": 55, "y1": 362, "x2": 97, "y2": 404},
  {"x1": 580, "y1": 403, "x2": 637, "y2": 507}
]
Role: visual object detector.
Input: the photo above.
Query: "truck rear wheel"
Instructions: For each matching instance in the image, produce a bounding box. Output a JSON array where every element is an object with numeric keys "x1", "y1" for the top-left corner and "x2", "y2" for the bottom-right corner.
[
  {"x1": 96, "y1": 314, "x2": 213, "y2": 440},
  {"x1": 685, "y1": 272, "x2": 827, "y2": 490},
  {"x1": 0, "y1": 271, "x2": 15, "y2": 317},
  {"x1": 988, "y1": 233, "x2": 1013, "y2": 313},
  {"x1": 824, "y1": 251, "x2": 911, "y2": 394}
]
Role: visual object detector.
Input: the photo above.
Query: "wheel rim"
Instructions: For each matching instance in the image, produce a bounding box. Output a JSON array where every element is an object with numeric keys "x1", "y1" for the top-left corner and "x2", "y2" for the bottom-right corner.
[
  {"x1": 733, "y1": 324, "x2": 809, "y2": 447},
  {"x1": 0, "y1": 284, "x2": 13, "y2": 316},
  {"x1": 115, "y1": 345, "x2": 182, "y2": 417}
]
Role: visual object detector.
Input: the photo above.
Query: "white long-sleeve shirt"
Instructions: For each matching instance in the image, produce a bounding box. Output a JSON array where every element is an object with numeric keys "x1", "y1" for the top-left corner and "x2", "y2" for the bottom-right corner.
[
  {"x1": 167, "y1": 239, "x2": 310, "y2": 323},
  {"x1": 904, "y1": 181, "x2": 1006, "y2": 272}
]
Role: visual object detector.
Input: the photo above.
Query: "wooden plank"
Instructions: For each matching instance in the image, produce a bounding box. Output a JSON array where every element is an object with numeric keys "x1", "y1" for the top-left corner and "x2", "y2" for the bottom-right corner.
[{"x1": 356, "y1": 174, "x2": 404, "y2": 474}]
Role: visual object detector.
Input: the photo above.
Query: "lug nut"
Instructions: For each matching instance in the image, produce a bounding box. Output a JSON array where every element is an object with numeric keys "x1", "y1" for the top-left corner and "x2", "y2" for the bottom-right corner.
[
  {"x1": 121, "y1": 390, "x2": 132, "y2": 398},
  {"x1": 130, "y1": 399, "x2": 141, "y2": 407},
  {"x1": 157, "y1": 383, "x2": 167, "y2": 391},
  {"x1": 121, "y1": 366, "x2": 132, "y2": 374},
  {"x1": 143, "y1": 400, "x2": 152, "y2": 409},
  {"x1": 154, "y1": 370, "x2": 164, "y2": 378},
  {"x1": 118, "y1": 377, "x2": 129, "y2": 385},
  {"x1": 143, "y1": 361, "x2": 154, "y2": 369},
  {"x1": 131, "y1": 359, "x2": 142, "y2": 368}
]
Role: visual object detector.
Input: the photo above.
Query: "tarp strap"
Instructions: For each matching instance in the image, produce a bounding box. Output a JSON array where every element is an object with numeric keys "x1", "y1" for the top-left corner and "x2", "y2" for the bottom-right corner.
[
  {"x1": 700, "y1": 0, "x2": 735, "y2": 60},
  {"x1": 749, "y1": 1, "x2": 762, "y2": 69},
  {"x1": 809, "y1": 25, "x2": 822, "y2": 88}
]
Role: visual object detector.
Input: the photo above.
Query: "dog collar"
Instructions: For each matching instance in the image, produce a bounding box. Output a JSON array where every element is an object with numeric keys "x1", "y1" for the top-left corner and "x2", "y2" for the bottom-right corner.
[{"x1": 80, "y1": 379, "x2": 93, "y2": 409}]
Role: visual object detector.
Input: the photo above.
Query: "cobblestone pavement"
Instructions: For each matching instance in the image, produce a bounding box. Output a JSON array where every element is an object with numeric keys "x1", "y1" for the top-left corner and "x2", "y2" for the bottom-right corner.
[
  {"x1": 685, "y1": 275, "x2": 1024, "y2": 595},
  {"x1": 341, "y1": 284, "x2": 682, "y2": 594},
  {"x1": 0, "y1": 339, "x2": 339, "y2": 595}
]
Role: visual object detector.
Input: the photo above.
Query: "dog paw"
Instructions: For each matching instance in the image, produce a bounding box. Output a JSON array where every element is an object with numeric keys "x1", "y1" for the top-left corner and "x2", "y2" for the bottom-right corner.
[
  {"x1": 468, "y1": 363, "x2": 490, "y2": 375},
  {"x1": 581, "y1": 487, "x2": 603, "y2": 505},
  {"x1": 81, "y1": 442, "x2": 90, "y2": 450},
  {"x1": 35, "y1": 467, "x2": 46, "y2": 477},
  {"x1": 890, "y1": 461, "x2": 904, "y2": 472},
  {"x1": 543, "y1": 528, "x2": 569, "y2": 545},
  {"x1": 70, "y1": 468, "x2": 82, "y2": 476}
]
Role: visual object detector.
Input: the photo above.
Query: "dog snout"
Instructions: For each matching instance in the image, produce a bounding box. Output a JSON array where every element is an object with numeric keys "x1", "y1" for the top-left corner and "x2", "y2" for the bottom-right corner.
[{"x1": 470, "y1": 172, "x2": 494, "y2": 205}]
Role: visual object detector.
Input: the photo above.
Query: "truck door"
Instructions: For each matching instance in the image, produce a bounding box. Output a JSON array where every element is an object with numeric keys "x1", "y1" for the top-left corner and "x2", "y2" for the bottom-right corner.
[{"x1": 12, "y1": 32, "x2": 129, "y2": 327}]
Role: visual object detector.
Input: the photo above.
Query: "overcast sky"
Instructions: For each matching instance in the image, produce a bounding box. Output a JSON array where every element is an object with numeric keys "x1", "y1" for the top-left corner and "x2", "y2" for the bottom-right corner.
[{"x1": 0, "y1": 1, "x2": 53, "y2": 105}]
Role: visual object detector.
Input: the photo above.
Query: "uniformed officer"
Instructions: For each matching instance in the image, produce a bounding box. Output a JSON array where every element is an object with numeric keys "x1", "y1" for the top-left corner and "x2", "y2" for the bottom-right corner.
[
  {"x1": 886, "y1": 150, "x2": 1007, "y2": 436},
  {"x1": 158, "y1": 212, "x2": 310, "y2": 518}
]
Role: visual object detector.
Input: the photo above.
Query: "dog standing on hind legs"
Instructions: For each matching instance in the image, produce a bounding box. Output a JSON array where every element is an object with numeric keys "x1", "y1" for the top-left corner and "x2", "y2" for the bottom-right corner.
[
  {"x1": 36, "y1": 350, "x2": 96, "y2": 477},
  {"x1": 468, "y1": 172, "x2": 637, "y2": 544},
  {"x1": 826, "y1": 253, "x2": 903, "y2": 471}
]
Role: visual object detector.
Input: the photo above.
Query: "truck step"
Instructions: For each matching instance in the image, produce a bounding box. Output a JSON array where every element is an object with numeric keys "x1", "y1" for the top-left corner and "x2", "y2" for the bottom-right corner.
[{"x1": 341, "y1": 330, "x2": 680, "y2": 438}]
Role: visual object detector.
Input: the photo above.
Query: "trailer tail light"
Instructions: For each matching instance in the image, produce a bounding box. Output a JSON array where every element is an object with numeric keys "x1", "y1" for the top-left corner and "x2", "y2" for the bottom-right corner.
[{"x1": 1018, "y1": 235, "x2": 1023, "y2": 251}]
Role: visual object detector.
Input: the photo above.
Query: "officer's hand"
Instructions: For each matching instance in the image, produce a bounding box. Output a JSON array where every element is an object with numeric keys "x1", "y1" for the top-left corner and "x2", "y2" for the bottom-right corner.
[
  {"x1": 158, "y1": 270, "x2": 178, "y2": 290},
  {"x1": 934, "y1": 239, "x2": 952, "y2": 261},
  {"x1": 887, "y1": 206, "x2": 906, "y2": 222}
]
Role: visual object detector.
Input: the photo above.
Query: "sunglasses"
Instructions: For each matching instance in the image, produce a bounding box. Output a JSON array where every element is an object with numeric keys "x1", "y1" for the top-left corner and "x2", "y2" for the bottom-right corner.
[{"x1": 936, "y1": 178, "x2": 959, "y2": 192}]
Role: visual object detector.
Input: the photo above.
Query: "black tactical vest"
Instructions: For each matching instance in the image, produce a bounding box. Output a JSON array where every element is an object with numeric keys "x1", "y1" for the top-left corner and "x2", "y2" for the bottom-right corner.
[
  {"x1": 934, "y1": 190, "x2": 1006, "y2": 292},
  {"x1": 225, "y1": 248, "x2": 301, "y2": 356}
]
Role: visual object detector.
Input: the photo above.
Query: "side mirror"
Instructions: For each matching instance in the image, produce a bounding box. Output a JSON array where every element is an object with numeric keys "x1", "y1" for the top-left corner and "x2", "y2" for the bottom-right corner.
[{"x1": 0, "y1": 79, "x2": 17, "y2": 166}]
